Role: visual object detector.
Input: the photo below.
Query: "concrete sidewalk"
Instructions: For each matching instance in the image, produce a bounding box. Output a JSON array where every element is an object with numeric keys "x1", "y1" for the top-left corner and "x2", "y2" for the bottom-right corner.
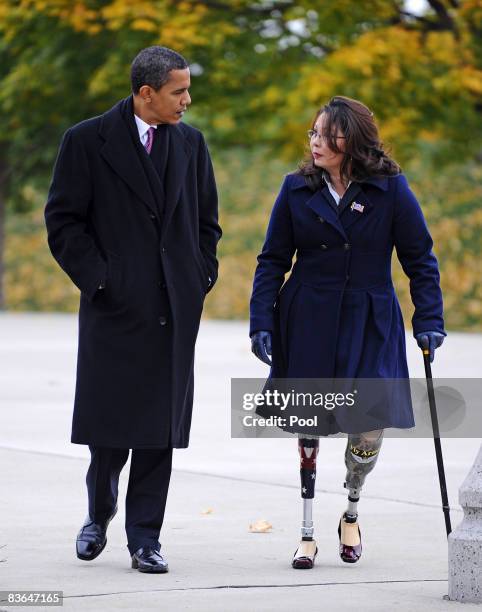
[{"x1": 0, "y1": 314, "x2": 481, "y2": 611}]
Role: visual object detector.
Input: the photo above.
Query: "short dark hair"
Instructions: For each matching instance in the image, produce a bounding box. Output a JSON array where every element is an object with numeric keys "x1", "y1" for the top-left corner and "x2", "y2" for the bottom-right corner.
[{"x1": 130, "y1": 46, "x2": 188, "y2": 94}]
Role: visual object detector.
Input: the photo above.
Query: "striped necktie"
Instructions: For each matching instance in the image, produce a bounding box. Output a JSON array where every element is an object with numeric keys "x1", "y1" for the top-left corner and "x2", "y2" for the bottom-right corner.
[{"x1": 144, "y1": 126, "x2": 155, "y2": 154}]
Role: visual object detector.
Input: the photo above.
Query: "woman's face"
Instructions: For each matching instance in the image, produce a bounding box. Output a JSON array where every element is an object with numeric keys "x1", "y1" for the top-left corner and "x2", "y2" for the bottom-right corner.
[{"x1": 310, "y1": 112, "x2": 346, "y2": 176}]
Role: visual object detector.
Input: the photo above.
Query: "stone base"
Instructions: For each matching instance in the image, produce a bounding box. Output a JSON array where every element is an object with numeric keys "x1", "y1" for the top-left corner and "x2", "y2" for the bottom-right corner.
[{"x1": 447, "y1": 444, "x2": 482, "y2": 603}]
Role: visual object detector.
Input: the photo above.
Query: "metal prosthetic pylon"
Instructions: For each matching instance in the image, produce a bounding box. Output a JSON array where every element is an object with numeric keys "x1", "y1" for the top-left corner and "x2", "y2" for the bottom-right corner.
[{"x1": 292, "y1": 438, "x2": 319, "y2": 569}]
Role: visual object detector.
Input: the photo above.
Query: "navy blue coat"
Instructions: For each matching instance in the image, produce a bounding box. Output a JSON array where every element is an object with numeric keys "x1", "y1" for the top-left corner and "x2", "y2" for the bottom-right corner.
[{"x1": 250, "y1": 172, "x2": 446, "y2": 434}]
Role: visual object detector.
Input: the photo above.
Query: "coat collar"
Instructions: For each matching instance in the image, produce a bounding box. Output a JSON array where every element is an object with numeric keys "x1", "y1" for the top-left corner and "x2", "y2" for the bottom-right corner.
[
  {"x1": 289, "y1": 172, "x2": 389, "y2": 192},
  {"x1": 291, "y1": 174, "x2": 388, "y2": 191},
  {"x1": 98, "y1": 95, "x2": 192, "y2": 234},
  {"x1": 359, "y1": 175, "x2": 389, "y2": 191},
  {"x1": 293, "y1": 172, "x2": 382, "y2": 238},
  {"x1": 160, "y1": 115, "x2": 193, "y2": 241},
  {"x1": 99, "y1": 96, "x2": 156, "y2": 215}
]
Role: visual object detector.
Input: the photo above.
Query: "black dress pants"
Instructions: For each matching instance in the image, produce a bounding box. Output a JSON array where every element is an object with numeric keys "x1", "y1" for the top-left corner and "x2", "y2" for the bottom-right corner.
[{"x1": 86, "y1": 445, "x2": 173, "y2": 556}]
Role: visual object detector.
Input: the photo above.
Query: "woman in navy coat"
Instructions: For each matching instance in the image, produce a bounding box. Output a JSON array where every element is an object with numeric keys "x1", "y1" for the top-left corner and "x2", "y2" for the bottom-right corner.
[{"x1": 250, "y1": 96, "x2": 446, "y2": 568}]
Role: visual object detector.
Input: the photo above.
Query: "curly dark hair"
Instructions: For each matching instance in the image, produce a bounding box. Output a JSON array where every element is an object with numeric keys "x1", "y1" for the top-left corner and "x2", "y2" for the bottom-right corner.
[{"x1": 297, "y1": 96, "x2": 401, "y2": 191}]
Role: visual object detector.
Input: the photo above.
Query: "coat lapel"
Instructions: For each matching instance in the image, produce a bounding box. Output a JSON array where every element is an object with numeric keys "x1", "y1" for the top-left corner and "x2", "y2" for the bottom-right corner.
[
  {"x1": 160, "y1": 124, "x2": 192, "y2": 241},
  {"x1": 337, "y1": 182, "x2": 363, "y2": 217},
  {"x1": 338, "y1": 182, "x2": 373, "y2": 232},
  {"x1": 134, "y1": 123, "x2": 169, "y2": 219},
  {"x1": 304, "y1": 186, "x2": 348, "y2": 241},
  {"x1": 339, "y1": 176, "x2": 389, "y2": 231},
  {"x1": 297, "y1": 172, "x2": 389, "y2": 236},
  {"x1": 341, "y1": 192, "x2": 374, "y2": 231},
  {"x1": 99, "y1": 97, "x2": 158, "y2": 217}
]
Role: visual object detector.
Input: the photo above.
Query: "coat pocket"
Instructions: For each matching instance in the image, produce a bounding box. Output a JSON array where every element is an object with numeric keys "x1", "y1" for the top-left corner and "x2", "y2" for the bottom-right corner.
[
  {"x1": 95, "y1": 251, "x2": 124, "y2": 310},
  {"x1": 195, "y1": 250, "x2": 210, "y2": 292}
]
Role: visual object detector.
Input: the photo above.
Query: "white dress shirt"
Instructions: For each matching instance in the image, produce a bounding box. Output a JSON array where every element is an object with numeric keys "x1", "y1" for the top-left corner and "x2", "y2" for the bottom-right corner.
[
  {"x1": 134, "y1": 113, "x2": 158, "y2": 147},
  {"x1": 323, "y1": 171, "x2": 352, "y2": 206}
]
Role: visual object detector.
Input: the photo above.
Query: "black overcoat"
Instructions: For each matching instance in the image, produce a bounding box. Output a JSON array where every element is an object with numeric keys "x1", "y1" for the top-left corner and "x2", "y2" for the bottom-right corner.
[{"x1": 45, "y1": 95, "x2": 221, "y2": 448}]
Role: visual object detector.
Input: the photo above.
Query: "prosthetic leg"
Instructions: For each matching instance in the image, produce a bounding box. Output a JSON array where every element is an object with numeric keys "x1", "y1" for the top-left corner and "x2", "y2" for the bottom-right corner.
[
  {"x1": 292, "y1": 437, "x2": 319, "y2": 569},
  {"x1": 338, "y1": 429, "x2": 384, "y2": 563}
]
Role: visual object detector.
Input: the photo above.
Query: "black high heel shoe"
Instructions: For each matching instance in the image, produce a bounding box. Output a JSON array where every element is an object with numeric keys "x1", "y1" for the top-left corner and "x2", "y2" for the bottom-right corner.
[
  {"x1": 337, "y1": 512, "x2": 362, "y2": 563},
  {"x1": 292, "y1": 538, "x2": 318, "y2": 569}
]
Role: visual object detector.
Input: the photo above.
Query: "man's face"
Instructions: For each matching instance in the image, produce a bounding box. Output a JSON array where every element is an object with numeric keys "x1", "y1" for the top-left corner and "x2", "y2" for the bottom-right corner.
[{"x1": 140, "y1": 68, "x2": 192, "y2": 125}]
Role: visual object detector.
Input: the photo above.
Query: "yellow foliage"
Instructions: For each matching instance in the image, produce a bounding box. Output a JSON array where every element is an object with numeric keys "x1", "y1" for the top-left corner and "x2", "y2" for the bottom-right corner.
[
  {"x1": 131, "y1": 18, "x2": 158, "y2": 32},
  {"x1": 212, "y1": 113, "x2": 236, "y2": 132},
  {"x1": 262, "y1": 86, "x2": 284, "y2": 105},
  {"x1": 4, "y1": 154, "x2": 482, "y2": 331},
  {"x1": 458, "y1": 66, "x2": 482, "y2": 96},
  {"x1": 101, "y1": 0, "x2": 166, "y2": 31}
]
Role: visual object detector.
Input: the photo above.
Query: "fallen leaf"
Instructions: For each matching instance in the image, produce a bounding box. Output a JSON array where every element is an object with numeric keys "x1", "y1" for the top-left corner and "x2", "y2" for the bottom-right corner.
[{"x1": 249, "y1": 519, "x2": 272, "y2": 533}]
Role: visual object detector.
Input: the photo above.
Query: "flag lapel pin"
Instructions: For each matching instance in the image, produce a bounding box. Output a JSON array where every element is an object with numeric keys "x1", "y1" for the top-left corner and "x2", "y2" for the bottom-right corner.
[{"x1": 351, "y1": 201, "x2": 365, "y2": 213}]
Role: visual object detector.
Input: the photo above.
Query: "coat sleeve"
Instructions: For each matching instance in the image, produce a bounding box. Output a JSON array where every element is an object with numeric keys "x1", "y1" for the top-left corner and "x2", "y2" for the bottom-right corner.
[
  {"x1": 249, "y1": 175, "x2": 295, "y2": 335},
  {"x1": 197, "y1": 133, "x2": 222, "y2": 293},
  {"x1": 44, "y1": 127, "x2": 107, "y2": 302},
  {"x1": 393, "y1": 174, "x2": 446, "y2": 338}
]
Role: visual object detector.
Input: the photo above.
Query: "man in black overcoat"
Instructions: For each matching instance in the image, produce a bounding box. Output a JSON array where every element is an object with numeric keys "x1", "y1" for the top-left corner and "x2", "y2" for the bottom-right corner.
[{"x1": 44, "y1": 46, "x2": 222, "y2": 573}]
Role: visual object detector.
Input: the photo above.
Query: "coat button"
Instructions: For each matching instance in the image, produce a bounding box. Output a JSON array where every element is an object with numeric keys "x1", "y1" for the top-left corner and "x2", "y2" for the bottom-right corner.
[
  {"x1": 149, "y1": 213, "x2": 156, "y2": 220},
  {"x1": 344, "y1": 243, "x2": 351, "y2": 250},
  {"x1": 346, "y1": 274, "x2": 350, "y2": 280},
  {"x1": 320, "y1": 244, "x2": 328, "y2": 250},
  {"x1": 161, "y1": 247, "x2": 166, "y2": 253},
  {"x1": 159, "y1": 316, "x2": 167, "y2": 326},
  {"x1": 318, "y1": 216, "x2": 324, "y2": 223}
]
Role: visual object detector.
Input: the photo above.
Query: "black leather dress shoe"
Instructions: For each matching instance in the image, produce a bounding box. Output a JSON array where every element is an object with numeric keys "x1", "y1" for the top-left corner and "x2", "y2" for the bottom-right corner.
[
  {"x1": 76, "y1": 506, "x2": 117, "y2": 561},
  {"x1": 131, "y1": 547, "x2": 169, "y2": 573}
]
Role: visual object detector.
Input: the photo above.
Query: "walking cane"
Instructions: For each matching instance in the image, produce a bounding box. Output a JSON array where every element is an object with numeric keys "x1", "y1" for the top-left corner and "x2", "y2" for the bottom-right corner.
[{"x1": 422, "y1": 347, "x2": 452, "y2": 536}]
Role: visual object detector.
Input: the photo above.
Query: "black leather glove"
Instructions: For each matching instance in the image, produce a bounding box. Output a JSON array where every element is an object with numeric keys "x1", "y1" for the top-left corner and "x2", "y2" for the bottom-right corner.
[
  {"x1": 415, "y1": 331, "x2": 445, "y2": 363},
  {"x1": 251, "y1": 331, "x2": 272, "y2": 366}
]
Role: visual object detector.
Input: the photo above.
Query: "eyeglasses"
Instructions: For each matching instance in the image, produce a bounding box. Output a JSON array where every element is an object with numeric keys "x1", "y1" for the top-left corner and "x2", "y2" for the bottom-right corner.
[{"x1": 307, "y1": 129, "x2": 346, "y2": 141}]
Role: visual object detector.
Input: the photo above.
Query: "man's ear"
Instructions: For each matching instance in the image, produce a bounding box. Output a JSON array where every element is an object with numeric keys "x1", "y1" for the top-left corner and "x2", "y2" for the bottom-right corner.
[{"x1": 138, "y1": 85, "x2": 152, "y2": 102}]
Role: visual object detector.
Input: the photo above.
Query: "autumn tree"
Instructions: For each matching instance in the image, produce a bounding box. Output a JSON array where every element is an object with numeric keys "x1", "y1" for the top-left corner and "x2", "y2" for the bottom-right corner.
[{"x1": 0, "y1": 0, "x2": 480, "y2": 312}]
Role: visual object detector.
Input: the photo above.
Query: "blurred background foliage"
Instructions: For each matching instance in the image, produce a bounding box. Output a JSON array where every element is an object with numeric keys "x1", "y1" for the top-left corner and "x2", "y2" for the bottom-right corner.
[{"x1": 0, "y1": 0, "x2": 481, "y2": 329}]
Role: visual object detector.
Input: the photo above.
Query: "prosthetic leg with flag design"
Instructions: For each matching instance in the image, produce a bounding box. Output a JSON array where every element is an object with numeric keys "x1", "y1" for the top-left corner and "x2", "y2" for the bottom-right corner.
[
  {"x1": 292, "y1": 438, "x2": 319, "y2": 569},
  {"x1": 292, "y1": 430, "x2": 384, "y2": 568}
]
